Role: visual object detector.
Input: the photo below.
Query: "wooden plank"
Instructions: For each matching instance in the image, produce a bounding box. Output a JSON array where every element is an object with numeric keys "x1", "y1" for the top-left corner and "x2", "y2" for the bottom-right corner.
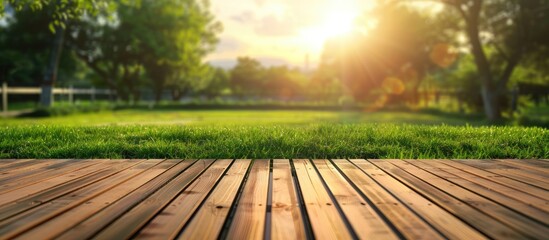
[
  {"x1": 0, "y1": 159, "x2": 22, "y2": 167},
  {"x1": 455, "y1": 159, "x2": 549, "y2": 190},
  {"x1": 0, "y1": 160, "x2": 110, "y2": 205},
  {"x1": 369, "y1": 159, "x2": 527, "y2": 239},
  {"x1": 136, "y1": 159, "x2": 232, "y2": 239},
  {"x1": 270, "y1": 159, "x2": 306, "y2": 240},
  {"x1": 16, "y1": 160, "x2": 180, "y2": 240},
  {"x1": 55, "y1": 159, "x2": 203, "y2": 240},
  {"x1": 333, "y1": 159, "x2": 442, "y2": 239},
  {"x1": 351, "y1": 159, "x2": 484, "y2": 239},
  {"x1": 0, "y1": 160, "x2": 46, "y2": 171},
  {"x1": 0, "y1": 159, "x2": 72, "y2": 182},
  {"x1": 178, "y1": 159, "x2": 251, "y2": 240},
  {"x1": 429, "y1": 159, "x2": 549, "y2": 213},
  {"x1": 408, "y1": 160, "x2": 549, "y2": 224},
  {"x1": 226, "y1": 159, "x2": 270, "y2": 240},
  {"x1": 0, "y1": 160, "x2": 104, "y2": 195},
  {"x1": 292, "y1": 159, "x2": 353, "y2": 239},
  {"x1": 313, "y1": 159, "x2": 397, "y2": 239},
  {"x1": 441, "y1": 159, "x2": 549, "y2": 199},
  {"x1": 0, "y1": 160, "x2": 161, "y2": 239},
  {"x1": 0, "y1": 160, "x2": 140, "y2": 221},
  {"x1": 384, "y1": 159, "x2": 549, "y2": 239},
  {"x1": 494, "y1": 159, "x2": 549, "y2": 176},
  {"x1": 498, "y1": 159, "x2": 549, "y2": 170}
]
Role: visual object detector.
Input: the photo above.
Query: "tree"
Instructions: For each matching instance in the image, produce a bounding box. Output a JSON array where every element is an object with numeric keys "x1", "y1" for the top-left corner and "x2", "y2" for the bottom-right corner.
[
  {"x1": 127, "y1": 0, "x2": 221, "y2": 102},
  {"x1": 0, "y1": 5, "x2": 84, "y2": 88},
  {"x1": 1, "y1": 0, "x2": 129, "y2": 106},
  {"x1": 198, "y1": 66, "x2": 229, "y2": 100},
  {"x1": 438, "y1": 0, "x2": 549, "y2": 120},
  {"x1": 230, "y1": 57, "x2": 265, "y2": 98},
  {"x1": 263, "y1": 66, "x2": 304, "y2": 101}
]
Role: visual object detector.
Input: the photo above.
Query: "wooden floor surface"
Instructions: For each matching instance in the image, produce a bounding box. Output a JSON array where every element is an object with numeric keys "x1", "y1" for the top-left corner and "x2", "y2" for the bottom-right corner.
[{"x1": 0, "y1": 159, "x2": 547, "y2": 239}]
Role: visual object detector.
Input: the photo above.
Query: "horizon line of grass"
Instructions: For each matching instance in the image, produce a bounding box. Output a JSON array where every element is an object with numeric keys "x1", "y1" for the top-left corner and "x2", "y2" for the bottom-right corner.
[{"x1": 1, "y1": 123, "x2": 547, "y2": 159}]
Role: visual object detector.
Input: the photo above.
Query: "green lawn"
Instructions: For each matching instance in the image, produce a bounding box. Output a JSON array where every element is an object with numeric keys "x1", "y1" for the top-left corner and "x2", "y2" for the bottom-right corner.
[{"x1": 0, "y1": 109, "x2": 547, "y2": 159}]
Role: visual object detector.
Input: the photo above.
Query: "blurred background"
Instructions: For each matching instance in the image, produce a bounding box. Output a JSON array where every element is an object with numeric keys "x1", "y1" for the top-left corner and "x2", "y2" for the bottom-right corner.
[{"x1": 0, "y1": 0, "x2": 548, "y2": 126}]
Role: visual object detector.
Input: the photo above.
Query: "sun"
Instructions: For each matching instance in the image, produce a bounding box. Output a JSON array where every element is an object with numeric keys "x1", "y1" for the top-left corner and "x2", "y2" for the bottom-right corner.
[{"x1": 298, "y1": 7, "x2": 361, "y2": 54}]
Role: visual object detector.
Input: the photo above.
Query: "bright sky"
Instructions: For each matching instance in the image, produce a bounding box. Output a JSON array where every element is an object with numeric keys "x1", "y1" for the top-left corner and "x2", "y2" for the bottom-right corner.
[{"x1": 206, "y1": 0, "x2": 376, "y2": 69}]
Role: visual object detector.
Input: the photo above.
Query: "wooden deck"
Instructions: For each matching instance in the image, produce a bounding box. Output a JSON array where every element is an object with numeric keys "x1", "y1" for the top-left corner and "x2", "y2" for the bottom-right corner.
[{"x1": 0, "y1": 159, "x2": 547, "y2": 239}]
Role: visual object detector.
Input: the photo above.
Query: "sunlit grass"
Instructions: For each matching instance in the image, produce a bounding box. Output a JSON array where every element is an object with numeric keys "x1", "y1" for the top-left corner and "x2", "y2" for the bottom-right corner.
[
  {"x1": 0, "y1": 110, "x2": 546, "y2": 159},
  {"x1": 0, "y1": 109, "x2": 486, "y2": 126}
]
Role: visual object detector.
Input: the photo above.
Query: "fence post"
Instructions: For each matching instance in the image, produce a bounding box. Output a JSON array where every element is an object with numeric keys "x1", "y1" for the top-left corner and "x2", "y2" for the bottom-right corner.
[
  {"x1": 68, "y1": 85, "x2": 74, "y2": 104},
  {"x1": 91, "y1": 87, "x2": 96, "y2": 102},
  {"x1": 2, "y1": 82, "x2": 7, "y2": 114}
]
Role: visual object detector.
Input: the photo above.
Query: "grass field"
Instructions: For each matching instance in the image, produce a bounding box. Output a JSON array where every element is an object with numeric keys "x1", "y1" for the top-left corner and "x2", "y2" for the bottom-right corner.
[{"x1": 1, "y1": 109, "x2": 547, "y2": 159}]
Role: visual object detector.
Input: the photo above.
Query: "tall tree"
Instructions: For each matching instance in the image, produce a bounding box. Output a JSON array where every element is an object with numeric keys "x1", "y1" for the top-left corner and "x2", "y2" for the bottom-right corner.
[
  {"x1": 438, "y1": 0, "x2": 549, "y2": 120},
  {"x1": 1, "y1": 0, "x2": 129, "y2": 106}
]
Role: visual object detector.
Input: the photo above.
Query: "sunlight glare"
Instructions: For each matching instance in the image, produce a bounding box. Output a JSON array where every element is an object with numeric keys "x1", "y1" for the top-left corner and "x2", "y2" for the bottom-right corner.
[{"x1": 298, "y1": 3, "x2": 361, "y2": 54}]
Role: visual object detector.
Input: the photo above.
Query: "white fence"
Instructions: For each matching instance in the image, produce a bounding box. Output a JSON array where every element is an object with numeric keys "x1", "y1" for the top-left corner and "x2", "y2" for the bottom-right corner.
[{"x1": 1, "y1": 82, "x2": 113, "y2": 113}]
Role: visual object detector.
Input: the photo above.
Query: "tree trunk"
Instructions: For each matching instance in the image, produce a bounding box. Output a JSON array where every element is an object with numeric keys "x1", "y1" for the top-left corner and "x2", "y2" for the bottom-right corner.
[
  {"x1": 463, "y1": 1, "x2": 502, "y2": 121},
  {"x1": 40, "y1": 25, "x2": 65, "y2": 107}
]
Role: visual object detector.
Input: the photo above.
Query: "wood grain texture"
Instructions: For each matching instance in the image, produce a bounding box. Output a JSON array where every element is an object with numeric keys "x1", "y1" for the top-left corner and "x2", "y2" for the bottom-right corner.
[
  {"x1": 55, "y1": 159, "x2": 196, "y2": 240},
  {"x1": 370, "y1": 159, "x2": 526, "y2": 239},
  {"x1": 455, "y1": 159, "x2": 549, "y2": 190},
  {"x1": 226, "y1": 159, "x2": 270, "y2": 240},
  {"x1": 178, "y1": 159, "x2": 251, "y2": 240},
  {"x1": 333, "y1": 159, "x2": 443, "y2": 240},
  {"x1": 136, "y1": 159, "x2": 232, "y2": 240},
  {"x1": 494, "y1": 159, "x2": 549, "y2": 175},
  {"x1": 293, "y1": 159, "x2": 352, "y2": 240},
  {"x1": 443, "y1": 159, "x2": 549, "y2": 199},
  {"x1": 422, "y1": 159, "x2": 549, "y2": 214},
  {"x1": 270, "y1": 159, "x2": 306, "y2": 240},
  {"x1": 0, "y1": 159, "x2": 545, "y2": 240},
  {"x1": 16, "y1": 160, "x2": 179, "y2": 240},
  {"x1": 0, "y1": 160, "x2": 140, "y2": 221},
  {"x1": 0, "y1": 160, "x2": 160, "y2": 239},
  {"x1": 353, "y1": 159, "x2": 485, "y2": 240},
  {"x1": 313, "y1": 159, "x2": 397, "y2": 239},
  {"x1": 0, "y1": 160, "x2": 104, "y2": 197},
  {"x1": 0, "y1": 159, "x2": 71, "y2": 183},
  {"x1": 384, "y1": 159, "x2": 549, "y2": 239}
]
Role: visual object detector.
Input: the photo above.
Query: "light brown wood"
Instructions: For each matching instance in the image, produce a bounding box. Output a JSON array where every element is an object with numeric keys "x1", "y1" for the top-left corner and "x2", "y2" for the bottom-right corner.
[
  {"x1": 293, "y1": 159, "x2": 352, "y2": 240},
  {"x1": 271, "y1": 159, "x2": 306, "y2": 240},
  {"x1": 428, "y1": 159, "x2": 549, "y2": 213},
  {"x1": 443, "y1": 159, "x2": 549, "y2": 199},
  {"x1": 70, "y1": 159, "x2": 212, "y2": 240},
  {"x1": 136, "y1": 159, "x2": 232, "y2": 239},
  {"x1": 333, "y1": 159, "x2": 443, "y2": 240},
  {"x1": 0, "y1": 160, "x2": 157, "y2": 239},
  {"x1": 495, "y1": 159, "x2": 549, "y2": 175},
  {"x1": 178, "y1": 159, "x2": 251, "y2": 240},
  {"x1": 0, "y1": 159, "x2": 23, "y2": 167},
  {"x1": 226, "y1": 159, "x2": 270, "y2": 240},
  {"x1": 54, "y1": 159, "x2": 194, "y2": 240},
  {"x1": 0, "y1": 159, "x2": 72, "y2": 183},
  {"x1": 369, "y1": 159, "x2": 526, "y2": 239},
  {"x1": 353, "y1": 159, "x2": 485, "y2": 240},
  {"x1": 408, "y1": 160, "x2": 549, "y2": 224},
  {"x1": 0, "y1": 159, "x2": 546, "y2": 240},
  {"x1": 16, "y1": 160, "x2": 179, "y2": 240},
  {"x1": 456, "y1": 159, "x2": 549, "y2": 190},
  {"x1": 385, "y1": 159, "x2": 549, "y2": 239},
  {"x1": 313, "y1": 159, "x2": 397, "y2": 239},
  {"x1": 0, "y1": 159, "x2": 104, "y2": 196},
  {"x1": 0, "y1": 159, "x2": 42, "y2": 171},
  {"x1": 0, "y1": 160, "x2": 140, "y2": 221}
]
